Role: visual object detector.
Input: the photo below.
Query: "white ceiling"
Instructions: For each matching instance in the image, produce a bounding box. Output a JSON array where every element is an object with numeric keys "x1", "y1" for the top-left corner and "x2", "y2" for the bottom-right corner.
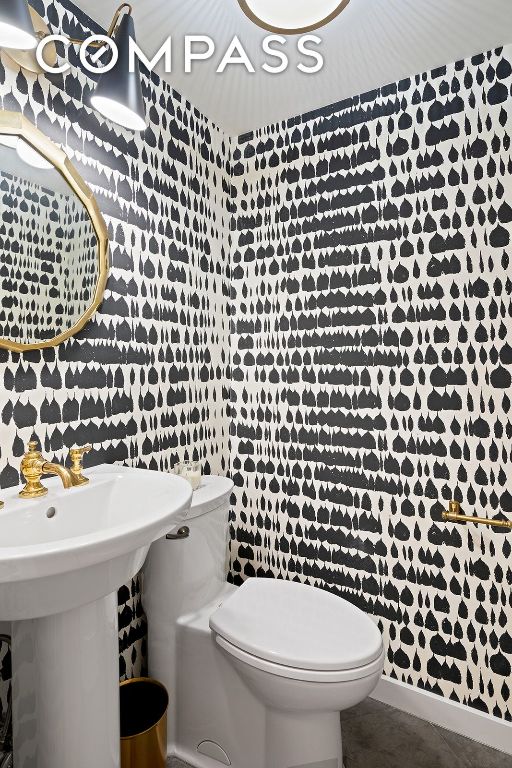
[{"x1": 78, "y1": 0, "x2": 512, "y2": 136}]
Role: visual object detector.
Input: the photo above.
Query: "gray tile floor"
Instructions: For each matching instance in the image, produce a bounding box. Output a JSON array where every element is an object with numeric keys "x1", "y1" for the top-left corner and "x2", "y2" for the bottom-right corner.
[{"x1": 167, "y1": 699, "x2": 512, "y2": 768}]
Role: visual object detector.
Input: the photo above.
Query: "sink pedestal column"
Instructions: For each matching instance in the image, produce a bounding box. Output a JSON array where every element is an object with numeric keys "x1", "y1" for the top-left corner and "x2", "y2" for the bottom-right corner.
[{"x1": 12, "y1": 592, "x2": 120, "y2": 768}]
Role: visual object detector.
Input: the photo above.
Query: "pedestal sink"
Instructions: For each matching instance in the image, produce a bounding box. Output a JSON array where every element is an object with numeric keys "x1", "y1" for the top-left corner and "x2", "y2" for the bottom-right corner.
[{"x1": 0, "y1": 465, "x2": 192, "y2": 768}]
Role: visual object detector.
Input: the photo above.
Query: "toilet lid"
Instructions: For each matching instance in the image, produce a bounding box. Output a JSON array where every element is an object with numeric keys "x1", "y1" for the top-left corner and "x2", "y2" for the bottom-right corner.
[
  {"x1": 187, "y1": 475, "x2": 234, "y2": 519},
  {"x1": 209, "y1": 578, "x2": 383, "y2": 671}
]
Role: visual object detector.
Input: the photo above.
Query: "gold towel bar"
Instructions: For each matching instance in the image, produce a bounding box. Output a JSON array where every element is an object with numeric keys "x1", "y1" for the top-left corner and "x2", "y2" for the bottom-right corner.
[{"x1": 442, "y1": 501, "x2": 512, "y2": 530}]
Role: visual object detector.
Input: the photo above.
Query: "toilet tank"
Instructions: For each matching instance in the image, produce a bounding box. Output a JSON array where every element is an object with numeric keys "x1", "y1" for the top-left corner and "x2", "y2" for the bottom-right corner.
[{"x1": 144, "y1": 475, "x2": 234, "y2": 623}]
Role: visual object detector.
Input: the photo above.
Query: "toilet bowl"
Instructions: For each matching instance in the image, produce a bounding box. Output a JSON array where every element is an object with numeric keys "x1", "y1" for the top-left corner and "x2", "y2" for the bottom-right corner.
[{"x1": 144, "y1": 476, "x2": 384, "y2": 768}]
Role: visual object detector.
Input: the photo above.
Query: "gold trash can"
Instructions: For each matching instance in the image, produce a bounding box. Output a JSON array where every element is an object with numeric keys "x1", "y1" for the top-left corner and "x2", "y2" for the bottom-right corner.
[{"x1": 120, "y1": 677, "x2": 169, "y2": 768}]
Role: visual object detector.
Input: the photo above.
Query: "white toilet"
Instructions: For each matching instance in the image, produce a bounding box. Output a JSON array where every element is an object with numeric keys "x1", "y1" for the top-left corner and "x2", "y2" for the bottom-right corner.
[{"x1": 144, "y1": 476, "x2": 384, "y2": 768}]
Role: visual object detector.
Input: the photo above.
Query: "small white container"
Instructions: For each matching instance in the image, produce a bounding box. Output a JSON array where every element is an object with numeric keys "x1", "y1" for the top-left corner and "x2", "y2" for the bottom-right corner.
[{"x1": 174, "y1": 461, "x2": 202, "y2": 491}]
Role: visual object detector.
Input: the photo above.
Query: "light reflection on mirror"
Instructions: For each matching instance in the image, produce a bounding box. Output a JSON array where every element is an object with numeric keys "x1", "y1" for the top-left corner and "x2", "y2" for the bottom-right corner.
[{"x1": 16, "y1": 138, "x2": 54, "y2": 170}]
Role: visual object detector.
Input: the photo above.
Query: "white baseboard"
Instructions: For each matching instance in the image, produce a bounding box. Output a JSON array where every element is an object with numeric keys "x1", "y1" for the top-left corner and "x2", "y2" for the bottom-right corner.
[{"x1": 371, "y1": 676, "x2": 512, "y2": 756}]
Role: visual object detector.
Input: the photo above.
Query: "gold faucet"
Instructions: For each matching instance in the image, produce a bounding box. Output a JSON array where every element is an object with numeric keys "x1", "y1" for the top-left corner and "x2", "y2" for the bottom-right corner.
[{"x1": 19, "y1": 441, "x2": 91, "y2": 499}]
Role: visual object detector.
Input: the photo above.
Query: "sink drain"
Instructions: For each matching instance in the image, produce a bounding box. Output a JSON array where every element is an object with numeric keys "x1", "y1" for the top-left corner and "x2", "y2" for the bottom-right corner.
[{"x1": 46, "y1": 507, "x2": 56, "y2": 518}]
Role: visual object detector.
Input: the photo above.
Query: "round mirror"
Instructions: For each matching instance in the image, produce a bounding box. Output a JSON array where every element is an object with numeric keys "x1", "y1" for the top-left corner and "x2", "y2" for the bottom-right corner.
[{"x1": 0, "y1": 111, "x2": 108, "y2": 351}]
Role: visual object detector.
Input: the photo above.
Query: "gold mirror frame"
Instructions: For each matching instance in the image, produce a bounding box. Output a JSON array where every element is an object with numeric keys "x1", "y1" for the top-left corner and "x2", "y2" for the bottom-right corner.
[
  {"x1": 237, "y1": 0, "x2": 350, "y2": 34},
  {"x1": 0, "y1": 111, "x2": 109, "y2": 352}
]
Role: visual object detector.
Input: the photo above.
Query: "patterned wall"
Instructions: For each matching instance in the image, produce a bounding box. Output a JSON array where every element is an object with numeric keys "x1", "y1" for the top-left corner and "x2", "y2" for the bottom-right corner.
[
  {"x1": 0, "y1": 171, "x2": 97, "y2": 343},
  {"x1": 228, "y1": 46, "x2": 512, "y2": 721},
  {"x1": 0, "y1": 0, "x2": 231, "y2": 677},
  {"x1": 0, "y1": 0, "x2": 511, "y2": 726}
]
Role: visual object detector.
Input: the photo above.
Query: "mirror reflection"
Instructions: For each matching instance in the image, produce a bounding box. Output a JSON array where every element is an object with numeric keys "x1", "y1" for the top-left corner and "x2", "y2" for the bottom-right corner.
[{"x1": 0, "y1": 135, "x2": 99, "y2": 347}]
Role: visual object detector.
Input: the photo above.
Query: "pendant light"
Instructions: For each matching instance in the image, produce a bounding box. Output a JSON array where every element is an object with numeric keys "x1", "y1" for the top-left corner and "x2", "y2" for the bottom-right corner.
[
  {"x1": 0, "y1": 1, "x2": 146, "y2": 131},
  {"x1": 238, "y1": 0, "x2": 351, "y2": 34},
  {"x1": 0, "y1": 0, "x2": 38, "y2": 50},
  {"x1": 90, "y1": 11, "x2": 146, "y2": 131}
]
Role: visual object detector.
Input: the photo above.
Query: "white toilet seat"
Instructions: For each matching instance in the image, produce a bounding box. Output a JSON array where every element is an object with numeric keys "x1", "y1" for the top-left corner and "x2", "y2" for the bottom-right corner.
[
  {"x1": 210, "y1": 577, "x2": 384, "y2": 673},
  {"x1": 214, "y1": 633, "x2": 385, "y2": 683}
]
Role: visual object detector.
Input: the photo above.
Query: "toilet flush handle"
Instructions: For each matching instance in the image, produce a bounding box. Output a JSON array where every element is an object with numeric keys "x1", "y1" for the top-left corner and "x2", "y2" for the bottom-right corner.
[{"x1": 166, "y1": 525, "x2": 190, "y2": 540}]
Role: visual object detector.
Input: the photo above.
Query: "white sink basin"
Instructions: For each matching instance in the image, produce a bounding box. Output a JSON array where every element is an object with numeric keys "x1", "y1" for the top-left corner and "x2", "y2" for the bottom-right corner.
[
  {"x1": 0, "y1": 464, "x2": 192, "y2": 768},
  {"x1": 0, "y1": 464, "x2": 191, "y2": 619}
]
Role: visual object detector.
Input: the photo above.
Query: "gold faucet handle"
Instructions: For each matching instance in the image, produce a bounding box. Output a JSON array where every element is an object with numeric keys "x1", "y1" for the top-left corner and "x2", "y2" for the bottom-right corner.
[
  {"x1": 25, "y1": 440, "x2": 43, "y2": 459},
  {"x1": 19, "y1": 440, "x2": 47, "y2": 498},
  {"x1": 68, "y1": 445, "x2": 92, "y2": 486}
]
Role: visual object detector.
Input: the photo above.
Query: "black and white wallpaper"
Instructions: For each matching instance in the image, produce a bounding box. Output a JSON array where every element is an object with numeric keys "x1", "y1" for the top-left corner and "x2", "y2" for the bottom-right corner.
[
  {"x1": 0, "y1": 0, "x2": 231, "y2": 677},
  {"x1": 0, "y1": 171, "x2": 97, "y2": 343},
  {"x1": 228, "y1": 46, "x2": 512, "y2": 721},
  {"x1": 0, "y1": 0, "x2": 510, "y2": 728}
]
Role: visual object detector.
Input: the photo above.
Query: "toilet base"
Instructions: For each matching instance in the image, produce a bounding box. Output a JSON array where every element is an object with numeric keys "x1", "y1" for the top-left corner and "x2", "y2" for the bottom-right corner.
[
  {"x1": 172, "y1": 751, "x2": 346, "y2": 768},
  {"x1": 264, "y1": 710, "x2": 342, "y2": 768},
  {"x1": 173, "y1": 712, "x2": 342, "y2": 768}
]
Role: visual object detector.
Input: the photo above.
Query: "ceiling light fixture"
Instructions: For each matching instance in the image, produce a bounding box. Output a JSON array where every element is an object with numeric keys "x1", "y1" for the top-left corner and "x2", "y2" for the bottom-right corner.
[
  {"x1": 238, "y1": 0, "x2": 351, "y2": 34},
  {"x1": 0, "y1": 1, "x2": 146, "y2": 131}
]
